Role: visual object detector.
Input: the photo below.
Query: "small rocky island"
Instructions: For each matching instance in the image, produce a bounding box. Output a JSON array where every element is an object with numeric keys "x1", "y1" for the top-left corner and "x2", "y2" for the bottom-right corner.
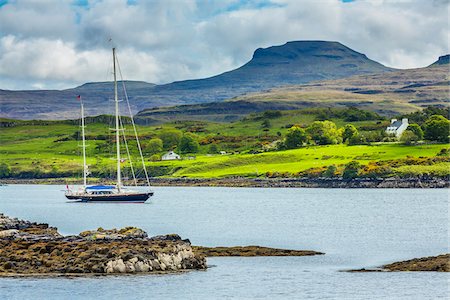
[
  {"x1": 0, "y1": 213, "x2": 323, "y2": 276},
  {"x1": 350, "y1": 254, "x2": 450, "y2": 272}
]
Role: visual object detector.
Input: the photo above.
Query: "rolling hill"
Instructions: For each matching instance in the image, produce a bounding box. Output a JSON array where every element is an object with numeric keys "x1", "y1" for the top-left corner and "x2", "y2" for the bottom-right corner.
[
  {"x1": 135, "y1": 58, "x2": 449, "y2": 124},
  {"x1": 0, "y1": 41, "x2": 393, "y2": 120}
]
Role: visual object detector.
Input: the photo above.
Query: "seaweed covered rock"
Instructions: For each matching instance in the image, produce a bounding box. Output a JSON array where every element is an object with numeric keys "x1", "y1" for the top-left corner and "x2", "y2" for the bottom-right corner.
[
  {"x1": 0, "y1": 214, "x2": 206, "y2": 275},
  {"x1": 0, "y1": 213, "x2": 62, "y2": 241},
  {"x1": 383, "y1": 254, "x2": 450, "y2": 272},
  {"x1": 78, "y1": 226, "x2": 148, "y2": 240}
]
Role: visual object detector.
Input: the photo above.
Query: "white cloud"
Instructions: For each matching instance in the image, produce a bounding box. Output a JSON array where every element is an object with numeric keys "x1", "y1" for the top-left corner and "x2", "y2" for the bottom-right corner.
[
  {"x1": 0, "y1": 0, "x2": 448, "y2": 90},
  {"x1": 0, "y1": 36, "x2": 161, "y2": 87}
]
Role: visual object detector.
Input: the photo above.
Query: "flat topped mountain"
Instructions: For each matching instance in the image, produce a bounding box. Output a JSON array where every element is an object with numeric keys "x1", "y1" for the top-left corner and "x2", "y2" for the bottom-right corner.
[
  {"x1": 0, "y1": 41, "x2": 395, "y2": 120},
  {"x1": 244, "y1": 41, "x2": 391, "y2": 78},
  {"x1": 430, "y1": 54, "x2": 450, "y2": 66},
  {"x1": 169, "y1": 41, "x2": 392, "y2": 89}
]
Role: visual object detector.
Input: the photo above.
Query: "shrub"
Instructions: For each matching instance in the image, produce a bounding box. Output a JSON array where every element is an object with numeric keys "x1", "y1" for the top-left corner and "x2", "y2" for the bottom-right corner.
[
  {"x1": 348, "y1": 133, "x2": 369, "y2": 145},
  {"x1": 342, "y1": 161, "x2": 361, "y2": 180},
  {"x1": 0, "y1": 163, "x2": 11, "y2": 178},
  {"x1": 150, "y1": 154, "x2": 161, "y2": 162},
  {"x1": 360, "y1": 162, "x2": 392, "y2": 178},
  {"x1": 400, "y1": 130, "x2": 419, "y2": 145},
  {"x1": 263, "y1": 110, "x2": 282, "y2": 119},
  {"x1": 437, "y1": 148, "x2": 449, "y2": 157},
  {"x1": 323, "y1": 165, "x2": 337, "y2": 178},
  {"x1": 261, "y1": 119, "x2": 271, "y2": 129}
]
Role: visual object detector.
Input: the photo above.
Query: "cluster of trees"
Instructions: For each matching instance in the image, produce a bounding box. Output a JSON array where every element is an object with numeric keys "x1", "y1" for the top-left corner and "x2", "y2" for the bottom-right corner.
[
  {"x1": 279, "y1": 114, "x2": 449, "y2": 150},
  {"x1": 400, "y1": 115, "x2": 449, "y2": 145},
  {"x1": 141, "y1": 129, "x2": 201, "y2": 159},
  {"x1": 280, "y1": 120, "x2": 370, "y2": 150},
  {"x1": 278, "y1": 120, "x2": 346, "y2": 150}
]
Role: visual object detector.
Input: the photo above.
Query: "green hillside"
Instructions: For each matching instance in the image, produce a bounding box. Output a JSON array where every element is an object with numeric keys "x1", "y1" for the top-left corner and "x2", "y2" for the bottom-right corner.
[{"x1": 0, "y1": 107, "x2": 448, "y2": 181}]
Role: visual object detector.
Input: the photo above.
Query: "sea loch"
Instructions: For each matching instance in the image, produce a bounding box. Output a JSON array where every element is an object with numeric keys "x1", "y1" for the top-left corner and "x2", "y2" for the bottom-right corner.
[{"x1": 0, "y1": 185, "x2": 448, "y2": 299}]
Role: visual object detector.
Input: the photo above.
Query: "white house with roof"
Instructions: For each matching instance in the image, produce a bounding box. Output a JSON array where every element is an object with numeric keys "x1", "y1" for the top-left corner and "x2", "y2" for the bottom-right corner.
[
  {"x1": 161, "y1": 151, "x2": 181, "y2": 161},
  {"x1": 386, "y1": 118, "x2": 409, "y2": 138}
]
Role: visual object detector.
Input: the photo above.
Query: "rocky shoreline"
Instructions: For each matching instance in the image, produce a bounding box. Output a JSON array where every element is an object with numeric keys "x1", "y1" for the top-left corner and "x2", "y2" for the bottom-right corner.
[
  {"x1": 1, "y1": 176, "x2": 449, "y2": 188},
  {"x1": 0, "y1": 213, "x2": 323, "y2": 276},
  {"x1": 0, "y1": 213, "x2": 206, "y2": 276},
  {"x1": 349, "y1": 254, "x2": 450, "y2": 272}
]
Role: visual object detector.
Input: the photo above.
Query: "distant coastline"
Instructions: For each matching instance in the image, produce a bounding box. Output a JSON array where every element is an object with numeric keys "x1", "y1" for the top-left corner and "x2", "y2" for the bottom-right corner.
[{"x1": 1, "y1": 176, "x2": 448, "y2": 188}]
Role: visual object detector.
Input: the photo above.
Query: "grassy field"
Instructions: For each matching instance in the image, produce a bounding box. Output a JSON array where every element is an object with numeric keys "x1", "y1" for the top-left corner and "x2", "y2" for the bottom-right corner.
[{"x1": 152, "y1": 144, "x2": 449, "y2": 178}]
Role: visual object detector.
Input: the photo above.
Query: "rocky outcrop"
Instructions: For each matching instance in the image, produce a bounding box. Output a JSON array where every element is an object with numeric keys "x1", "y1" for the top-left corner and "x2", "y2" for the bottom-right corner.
[
  {"x1": 0, "y1": 213, "x2": 62, "y2": 241},
  {"x1": 0, "y1": 214, "x2": 206, "y2": 276},
  {"x1": 349, "y1": 254, "x2": 450, "y2": 272},
  {"x1": 382, "y1": 254, "x2": 449, "y2": 272},
  {"x1": 193, "y1": 246, "x2": 323, "y2": 257}
]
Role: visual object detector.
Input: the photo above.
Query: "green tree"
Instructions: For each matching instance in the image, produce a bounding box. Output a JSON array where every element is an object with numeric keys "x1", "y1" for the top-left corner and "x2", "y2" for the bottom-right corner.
[
  {"x1": 178, "y1": 133, "x2": 199, "y2": 154},
  {"x1": 284, "y1": 126, "x2": 308, "y2": 149},
  {"x1": 400, "y1": 130, "x2": 419, "y2": 145},
  {"x1": 343, "y1": 161, "x2": 361, "y2": 180},
  {"x1": 424, "y1": 115, "x2": 450, "y2": 142},
  {"x1": 149, "y1": 154, "x2": 161, "y2": 162},
  {"x1": 209, "y1": 143, "x2": 218, "y2": 154},
  {"x1": 348, "y1": 133, "x2": 368, "y2": 145},
  {"x1": 307, "y1": 121, "x2": 342, "y2": 145},
  {"x1": 0, "y1": 162, "x2": 11, "y2": 178},
  {"x1": 158, "y1": 129, "x2": 182, "y2": 150},
  {"x1": 408, "y1": 123, "x2": 423, "y2": 140},
  {"x1": 144, "y1": 138, "x2": 163, "y2": 155},
  {"x1": 342, "y1": 124, "x2": 358, "y2": 143}
]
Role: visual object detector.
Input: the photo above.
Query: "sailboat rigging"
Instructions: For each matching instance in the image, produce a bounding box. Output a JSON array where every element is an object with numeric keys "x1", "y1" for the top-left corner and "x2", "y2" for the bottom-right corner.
[{"x1": 65, "y1": 47, "x2": 153, "y2": 203}]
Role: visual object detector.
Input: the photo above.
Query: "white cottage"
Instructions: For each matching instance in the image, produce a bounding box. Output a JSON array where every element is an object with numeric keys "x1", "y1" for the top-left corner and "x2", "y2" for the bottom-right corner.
[
  {"x1": 161, "y1": 151, "x2": 181, "y2": 161},
  {"x1": 386, "y1": 118, "x2": 409, "y2": 138}
]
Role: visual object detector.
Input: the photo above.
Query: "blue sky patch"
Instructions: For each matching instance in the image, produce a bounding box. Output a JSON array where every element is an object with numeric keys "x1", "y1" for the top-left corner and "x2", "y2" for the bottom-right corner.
[{"x1": 225, "y1": 0, "x2": 284, "y2": 13}]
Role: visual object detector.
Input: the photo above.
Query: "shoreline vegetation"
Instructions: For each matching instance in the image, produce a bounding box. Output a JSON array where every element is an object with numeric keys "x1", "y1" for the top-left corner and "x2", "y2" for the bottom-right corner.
[
  {"x1": 1, "y1": 176, "x2": 448, "y2": 188},
  {"x1": 0, "y1": 213, "x2": 322, "y2": 276}
]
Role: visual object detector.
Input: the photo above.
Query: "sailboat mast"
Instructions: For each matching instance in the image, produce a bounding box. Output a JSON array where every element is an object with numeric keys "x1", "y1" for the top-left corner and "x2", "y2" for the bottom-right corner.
[
  {"x1": 113, "y1": 47, "x2": 122, "y2": 192},
  {"x1": 80, "y1": 97, "x2": 87, "y2": 188}
]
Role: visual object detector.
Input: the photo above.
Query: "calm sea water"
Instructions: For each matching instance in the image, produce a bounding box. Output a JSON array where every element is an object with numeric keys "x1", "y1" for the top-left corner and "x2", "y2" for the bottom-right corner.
[{"x1": 0, "y1": 185, "x2": 448, "y2": 299}]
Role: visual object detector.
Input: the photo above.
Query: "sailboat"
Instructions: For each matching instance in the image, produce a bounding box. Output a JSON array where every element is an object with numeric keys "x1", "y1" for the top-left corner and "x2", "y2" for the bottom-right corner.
[{"x1": 65, "y1": 48, "x2": 153, "y2": 203}]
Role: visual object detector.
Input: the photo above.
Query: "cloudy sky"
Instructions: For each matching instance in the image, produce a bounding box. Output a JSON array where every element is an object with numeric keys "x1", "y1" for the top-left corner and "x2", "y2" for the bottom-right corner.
[{"x1": 0, "y1": 0, "x2": 448, "y2": 90}]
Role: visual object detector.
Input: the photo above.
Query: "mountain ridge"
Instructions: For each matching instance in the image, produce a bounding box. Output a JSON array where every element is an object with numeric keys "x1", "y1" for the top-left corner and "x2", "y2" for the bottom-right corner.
[{"x1": 0, "y1": 41, "x2": 443, "y2": 120}]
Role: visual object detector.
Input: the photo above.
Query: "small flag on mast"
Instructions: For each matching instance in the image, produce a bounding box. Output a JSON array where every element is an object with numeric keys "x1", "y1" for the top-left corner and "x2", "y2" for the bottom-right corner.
[{"x1": 77, "y1": 95, "x2": 81, "y2": 100}]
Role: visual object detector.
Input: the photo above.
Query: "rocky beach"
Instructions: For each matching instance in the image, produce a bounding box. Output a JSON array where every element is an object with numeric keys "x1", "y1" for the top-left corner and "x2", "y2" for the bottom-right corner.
[{"x1": 0, "y1": 213, "x2": 323, "y2": 276}]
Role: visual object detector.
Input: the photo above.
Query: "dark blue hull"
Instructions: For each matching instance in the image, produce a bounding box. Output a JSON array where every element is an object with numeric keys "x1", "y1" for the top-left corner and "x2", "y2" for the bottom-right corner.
[{"x1": 66, "y1": 192, "x2": 153, "y2": 203}]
